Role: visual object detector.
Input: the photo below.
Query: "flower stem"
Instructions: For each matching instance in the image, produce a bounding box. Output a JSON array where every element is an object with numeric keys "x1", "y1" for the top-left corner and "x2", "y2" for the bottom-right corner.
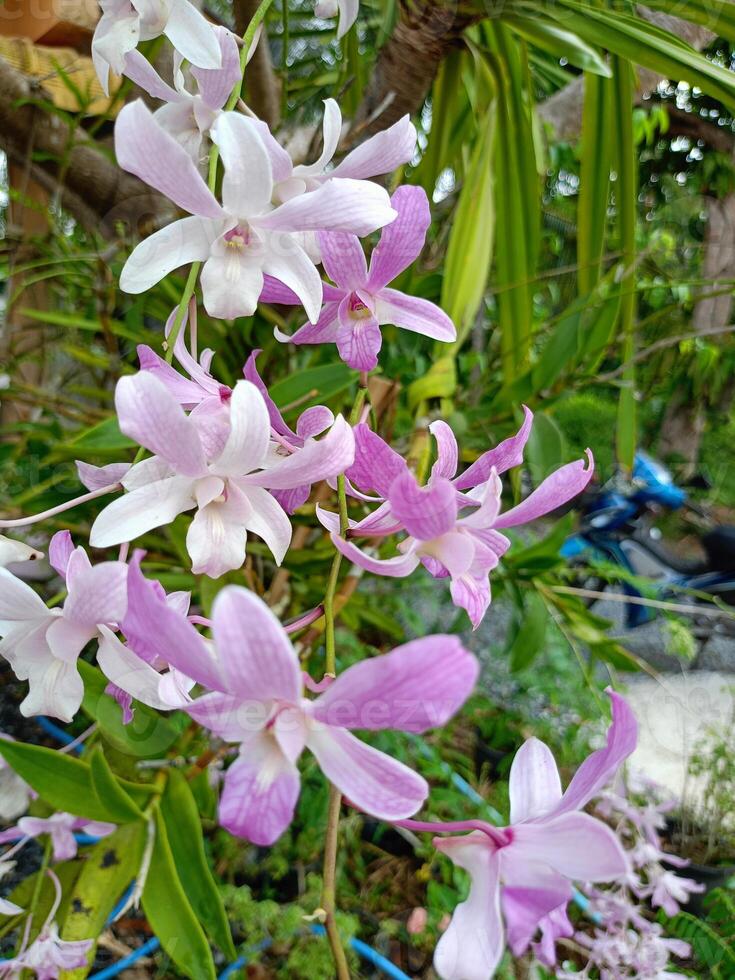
[
  {"x1": 226, "y1": 0, "x2": 277, "y2": 111},
  {"x1": 321, "y1": 783, "x2": 350, "y2": 980},
  {"x1": 164, "y1": 262, "x2": 201, "y2": 365}
]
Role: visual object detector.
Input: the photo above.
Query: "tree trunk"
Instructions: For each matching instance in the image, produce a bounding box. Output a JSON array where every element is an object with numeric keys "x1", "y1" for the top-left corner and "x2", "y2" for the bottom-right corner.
[{"x1": 659, "y1": 192, "x2": 735, "y2": 475}]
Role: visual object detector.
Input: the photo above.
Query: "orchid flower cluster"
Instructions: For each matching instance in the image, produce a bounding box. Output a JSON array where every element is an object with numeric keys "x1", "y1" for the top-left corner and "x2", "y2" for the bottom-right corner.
[{"x1": 0, "y1": 6, "x2": 658, "y2": 980}]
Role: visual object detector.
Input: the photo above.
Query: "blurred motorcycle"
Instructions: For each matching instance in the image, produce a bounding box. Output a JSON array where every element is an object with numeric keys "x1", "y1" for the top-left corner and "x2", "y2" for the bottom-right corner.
[{"x1": 561, "y1": 451, "x2": 735, "y2": 633}]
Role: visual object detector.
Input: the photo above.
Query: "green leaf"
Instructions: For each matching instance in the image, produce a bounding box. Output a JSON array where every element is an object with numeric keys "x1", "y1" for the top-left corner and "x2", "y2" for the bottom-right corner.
[
  {"x1": 508, "y1": 591, "x2": 550, "y2": 671},
  {"x1": 60, "y1": 822, "x2": 147, "y2": 978},
  {"x1": 79, "y1": 661, "x2": 182, "y2": 759},
  {"x1": 578, "y1": 72, "x2": 614, "y2": 296},
  {"x1": 441, "y1": 101, "x2": 495, "y2": 339},
  {"x1": 269, "y1": 362, "x2": 353, "y2": 414},
  {"x1": 0, "y1": 740, "x2": 155, "y2": 822},
  {"x1": 525, "y1": 412, "x2": 568, "y2": 488},
  {"x1": 89, "y1": 747, "x2": 144, "y2": 823},
  {"x1": 142, "y1": 809, "x2": 217, "y2": 980},
  {"x1": 407, "y1": 355, "x2": 457, "y2": 409},
  {"x1": 506, "y1": 14, "x2": 612, "y2": 77},
  {"x1": 160, "y1": 770, "x2": 236, "y2": 959},
  {"x1": 68, "y1": 416, "x2": 134, "y2": 453},
  {"x1": 548, "y1": 1, "x2": 735, "y2": 113}
]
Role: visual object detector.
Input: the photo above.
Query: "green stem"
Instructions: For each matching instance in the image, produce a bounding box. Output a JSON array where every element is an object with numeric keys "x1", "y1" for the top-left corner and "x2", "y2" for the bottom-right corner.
[
  {"x1": 225, "y1": 0, "x2": 278, "y2": 111},
  {"x1": 321, "y1": 784, "x2": 350, "y2": 980},
  {"x1": 164, "y1": 266, "x2": 200, "y2": 365}
]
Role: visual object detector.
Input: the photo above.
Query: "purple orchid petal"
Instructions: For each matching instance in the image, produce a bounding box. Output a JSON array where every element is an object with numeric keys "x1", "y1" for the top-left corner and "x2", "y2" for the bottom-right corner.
[
  {"x1": 550, "y1": 688, "x2": 638, "y2": 819},
  {"x1": 137, "y1": 344, "x2": 208, "y2": 406},
  {"x1": 105, "y1": 682, "x2": 134, "y2": 724},
  {"x1": 317, "y1": 230, "x2": 367, "y2": 291},
  {"x1": 531, "y1": 904, "x2": 574, "y2": 968},
  {"x1": 388, "y1": 471, "x2": 457, "y2": 541},
  {"x1": 367, "y1": 184, "x2": 430, "y2": 291},
  {"x1": 433, "y1": 834, "x2": 505, "y2": 980},
  {"x1": 450, "y1": 573, "x2": 491, "y2": 630},
  {"x1": 219, "y1": 742, "x2": 301, "y2": 846},
  {"x1": 212, "y1": 586, "x2": 301, "y2": 702},
  {"x1": 296, "y1": 405, "x2": 334, "y2": 440},
  {"x1": 122, "y1": 49, "x2": 180, "y2": 102},
  {"x1": 257, "y1": 178, "x2": 396, "y2": 237},
  {"x1": 124, "y1": 554, "x2": 223, "y2": 691},
  {"x1": 48, "y1": 531, "x2": 74, "y2": 580},
  {"x1": 510, "y1": 811, "x2": 629, "y2": 881},
  {"x1": 63, "y1": 560, "x2": 128, "y2": 627},
  {"x1": 493, "y1": 450, "x2": 594, "y2": 529},
  {"x1": 115, "y1": 100, "x2": 224, "y2": 217},
  {"x1": 508, "y1": 737, "x2": 563, "y2": 825},
  {"x1": 311, "y1": 634, "x2": 478, "y2": 733},
  {"x1": 430, "y1": 421, "x2": 459, "y2": 480},
  {"x1": 241, "y1": 415, "x2": 354, "y2": 490},
  {"x1": 330, "y1": 533, "x2": 420, "y2": 577},
  {"x1": 186, "y1": 691, "x2": 264, "y2": 741},
  {"x1": 272, "y1": 485, "x2": 311, "y2": 514},
  {"x1": 115, "y1": 372, "x2": 207, "y2": 477},
  {"x1": 278, "y1": 301, "x2": 341, "y2": 346},
  {"x1": 346, "y1": 424, "x2": 406, "y2": 497},
  {"x1": 500, "y1": 864, "x2": 572, "y2": 957},
  {"x1": 335, "y1": 299, "x2": 382, "y2": 371},
  {"x1": 259, "y1": 275, "x2": 302, "y2": 305},
  {"x1": 191, "y1": 26, "x2": 241, "y2": 109},
  {"x1": 454, "y1": 407, "x2": 533, "y2": 490},
  {"x1": 330, "y1": 115, "x2": 416, "y2": 181},
  {"x1": 374, "y1": 288, "x2": 456, "y2": 342},
  {"x1": 307, "y1": 725, "x2": 427, "y2": 819},
  {"x1": 120, "y1": 215, "x2": 217, "y2": 295},
  {"x1": 75, "y1": 461, "x2": 130, "y2": 492},
  {"x1": 243, "y1": 349, "x2": 294, "y2": 439}
]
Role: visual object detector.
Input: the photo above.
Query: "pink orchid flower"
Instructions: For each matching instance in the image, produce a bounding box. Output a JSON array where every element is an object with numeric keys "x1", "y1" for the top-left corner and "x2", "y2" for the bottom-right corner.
[
  {"x1": 401, "y1": 690, "x2": 637, "y2": 980},
  {"x1": 319, "y1": 418, "x2": 593, "y2": 627},
  {"x1": 272, "y1": 185, "x2": 456, "y2": 370},
  {"x1": 96, "y1": 554, "x2": 196, "y2": 720},
  {"x1": 243, "y1": 349, "x2": 341, "y2": 513},
  {"x1": 122, "y1": 561, "x2": 479, "y2": 845},
  {"x1": 0, "y1": 813, "x2": 115, "y2": 862},
  {"x1": 122, "y1": 26, "x2": 241, "y2": 164},
  {"x1": 89, "y1": 372, "x2": 354, "y2": 577},
  {"x1": 0, "y1": 869, "x2": 92, "y2": 978},
  {"x1": 253, "y1": 98, "x2": 416, "y2": 208},
  {"x1": 115, "y1": 104, "x2": 396, "y2": 320},
  {"x1": 137, "y1": 310, "x2": 341, "y2": 514},
  {"x1": 92, "y1": 0, "x2": 222, "y2": 96},
  {"x1": 0, "y1": 532, "x2": 127, "y2": 721}
]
